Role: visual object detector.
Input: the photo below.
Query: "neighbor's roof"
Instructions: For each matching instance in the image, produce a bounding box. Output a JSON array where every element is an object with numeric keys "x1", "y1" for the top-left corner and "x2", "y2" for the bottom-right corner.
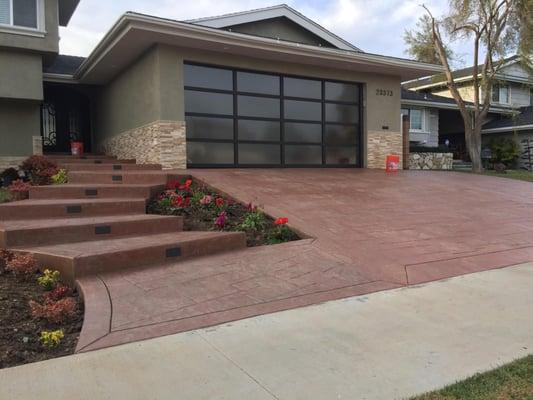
[
  {"x1": 187, "y1": 4, "x2": 361, "y2": 52},
  {"x1": 44, "y1": 55, "x2": 86, "y2": 75},
  {"x1": 58, "y1": 0, "x2": 80, "y2": 26},
  {"x1": 403, "y1": 55, "x2": 526, "y2": 90},
  {"x1": 401, "y1": 88, "x2": 459, "y2": 105},
  {"x1": 482, "y1": 106, "x2": 533, "y2": 133}
]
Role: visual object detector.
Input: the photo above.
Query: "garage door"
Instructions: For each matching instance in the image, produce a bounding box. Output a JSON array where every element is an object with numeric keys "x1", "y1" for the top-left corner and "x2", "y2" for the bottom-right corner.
[{"x1": 184, "y1": 63, "x2": 362, "y2": 167}]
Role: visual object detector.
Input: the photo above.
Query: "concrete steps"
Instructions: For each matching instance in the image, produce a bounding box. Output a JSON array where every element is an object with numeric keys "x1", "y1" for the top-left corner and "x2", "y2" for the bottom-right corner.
[
  {"x1": 29, "y1": 184, "x2": 165, "y2": 200},
  {"x1": 0, "y1": 214, "x2": 183, "y2": 247},
  {"x1": 18, "y1": 231, "x2": 246, "y2": 282},
  {"x1": 0, "y1": 198, "x2": 147, "y2": 220},
  {"x1": 0, "y1": 153, "x2": 247, "y2": 285},
  {"x1": 61, "y1": 163, "x2": 163, "y2": 171},
  {"x1": 68, "y1": 171, "x2": 175, "y2": 185}
]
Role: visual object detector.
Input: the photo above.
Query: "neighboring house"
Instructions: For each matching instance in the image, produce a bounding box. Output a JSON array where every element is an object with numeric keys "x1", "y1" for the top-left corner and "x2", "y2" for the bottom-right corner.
[
  {"x1": 481, "y1": 106, "x2": 533, "y2": 170},
  {"x1": 0, "y1": 2, "x2": 442, "y2": 170},
  {"x1": 401, "y1": 56, "x2": 533, "y2": 160}
]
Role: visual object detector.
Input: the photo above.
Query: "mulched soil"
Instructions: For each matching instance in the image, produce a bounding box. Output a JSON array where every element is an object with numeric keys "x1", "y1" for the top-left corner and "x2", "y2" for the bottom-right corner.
[
  {"x1": 147, "y1": 179, "x2": 300, "y2": 247},
  {"x1": 0, "y1": 268, "x2": 83, "y2": 369}
]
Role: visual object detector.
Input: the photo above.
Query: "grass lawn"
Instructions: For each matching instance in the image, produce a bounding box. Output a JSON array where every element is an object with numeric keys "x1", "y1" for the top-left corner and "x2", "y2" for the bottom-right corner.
[
  {"x1": 482, "y1": 170, "x2": 533, "y2": 182},
  {"x1": 411, "y1": 355, "x2": 533, "y2": 400},
  {"x1": 0, "y1": 188, "x2": 11, "y2": 203}
]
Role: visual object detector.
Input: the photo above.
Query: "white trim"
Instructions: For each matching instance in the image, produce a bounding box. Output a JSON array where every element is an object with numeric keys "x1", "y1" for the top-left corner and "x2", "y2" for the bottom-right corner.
[
  {"x1": 482, "y1": 124, "x2": 533, "y2": 133},
  {"x1": 187, "y1": 4, "x2": 360, "y2": 51},
  {"x1": 401, "y1": 99, "x2": 510, "y2": 114},
  {"x1": 43, "y1": 72, "x2": 78, "y2": 83}
]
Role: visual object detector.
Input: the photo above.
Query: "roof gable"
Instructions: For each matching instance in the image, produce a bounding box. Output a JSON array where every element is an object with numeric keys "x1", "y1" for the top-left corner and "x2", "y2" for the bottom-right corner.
[{"x1": 187, "y1": 4, "x2": 361, "y2": 52}]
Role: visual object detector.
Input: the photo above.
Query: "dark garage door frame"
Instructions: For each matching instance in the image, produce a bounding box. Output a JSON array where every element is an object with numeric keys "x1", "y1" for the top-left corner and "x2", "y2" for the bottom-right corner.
[{"x1": 184, "y1": 61, "x2": 363, "y2": 168}]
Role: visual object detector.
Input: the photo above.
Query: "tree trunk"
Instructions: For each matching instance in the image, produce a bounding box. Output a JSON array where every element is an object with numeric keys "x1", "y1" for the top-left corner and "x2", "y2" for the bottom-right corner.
[{"x1": 464, "y1": 124, "x2": 483, "y2": 173}]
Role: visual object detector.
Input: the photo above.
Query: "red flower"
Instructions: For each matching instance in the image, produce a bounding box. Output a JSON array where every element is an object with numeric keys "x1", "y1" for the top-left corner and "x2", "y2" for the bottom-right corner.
[
  {"x1": 184, "y1": 179, "x2": 193, "y2": 190},
  {"x1": 172, "y1": 195, "x2": 184, "y2": 207},
  {"x1": 275, "y1": 217, "x2": 289, "y2": 225},
  {"x1": 215, "y1": 197, "x2": 225, "y2": 207},
  {"x1": 166, "y1": 179, "x2": 180, "y2": 190}
]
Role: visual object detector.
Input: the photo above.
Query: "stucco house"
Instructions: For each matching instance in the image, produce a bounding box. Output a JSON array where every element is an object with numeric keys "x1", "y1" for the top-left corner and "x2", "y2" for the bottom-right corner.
[
  {"x1": 1, "y1": 1, "x2": 443, "y2": 170},
  {"x1": 402, "y1": 56, "x2": 533, "y2": 164}
]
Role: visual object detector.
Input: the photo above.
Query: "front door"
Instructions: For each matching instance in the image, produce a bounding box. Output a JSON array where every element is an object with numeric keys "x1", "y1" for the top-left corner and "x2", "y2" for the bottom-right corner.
[{"x1": 41, "y1": 85, "x2": 91, "y2": 153}]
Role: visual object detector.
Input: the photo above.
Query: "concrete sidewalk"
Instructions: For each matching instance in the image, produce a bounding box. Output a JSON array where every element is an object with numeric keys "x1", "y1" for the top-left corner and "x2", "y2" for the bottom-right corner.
[{"x1": 2, "y1": 263, "x2": 532, "y2": 400}]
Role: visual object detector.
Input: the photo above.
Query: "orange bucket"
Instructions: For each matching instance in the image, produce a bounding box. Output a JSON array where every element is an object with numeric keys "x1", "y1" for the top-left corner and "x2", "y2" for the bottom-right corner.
[
  {"x1": 71, "y1": 141, "x2": 84, "y2": 156},
  {"x1": 385, "y1": 155, "x2": 400, "y2": 172}
]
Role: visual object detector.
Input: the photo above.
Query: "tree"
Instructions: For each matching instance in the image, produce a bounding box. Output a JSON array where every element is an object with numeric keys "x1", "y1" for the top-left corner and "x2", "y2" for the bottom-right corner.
[
  {"x1": 404, "y1": 15, "x2": 455, "y2": 64},
  {"x1": 417, "y1": 0, "x2": 532, "y2": 172}
]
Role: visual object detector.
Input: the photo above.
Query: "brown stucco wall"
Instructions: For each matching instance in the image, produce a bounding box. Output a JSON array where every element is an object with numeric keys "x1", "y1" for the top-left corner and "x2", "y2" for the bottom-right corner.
[
  {"x1": 0, "y1": 99, "x2": 41, "y2": 156},
  {"x1": 0, "y1": 51, "x2": 43, "y2": 100},
  {"x1": 226, "y1": 17, "x2": 334, "y2": 48},
  {"x1": 0, "y1": 0, "x2": 60, "y2": 54}
]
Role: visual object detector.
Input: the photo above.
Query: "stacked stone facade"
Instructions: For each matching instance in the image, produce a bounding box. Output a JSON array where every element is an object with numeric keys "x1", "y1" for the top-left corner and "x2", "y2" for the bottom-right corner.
[
  {"x1": 409, "y1": 152, "x2": 454, "y2": 170},
  {"x1": 366, "y1": 130, "x2": 403, "y2": 169},
  {"x1": 101, "y1": 120, "x2": 186, "y2": 169}
]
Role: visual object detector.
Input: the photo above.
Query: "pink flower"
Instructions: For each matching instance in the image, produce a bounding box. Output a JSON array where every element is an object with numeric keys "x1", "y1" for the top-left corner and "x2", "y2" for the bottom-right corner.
[
  {"x1": 215, "y1": 211, "x2": 227, "y2": 229},
  {"x1": 200, "y1": 195, "x2": 212, "y2": 205}
]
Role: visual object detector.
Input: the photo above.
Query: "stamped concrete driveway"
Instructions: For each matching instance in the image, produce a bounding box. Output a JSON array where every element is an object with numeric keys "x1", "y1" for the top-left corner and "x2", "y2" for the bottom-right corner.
[{"x1": 78, "y1": 170, "x2": 533, "y2": 351}]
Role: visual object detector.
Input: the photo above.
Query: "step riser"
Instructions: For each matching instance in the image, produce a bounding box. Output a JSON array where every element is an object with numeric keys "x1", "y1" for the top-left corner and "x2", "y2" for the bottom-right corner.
[
  {"x1": 2, "y1": 217, "x2": 183, "y2": 247},
  {"x1": 29, "y1": 185, "x2": 164, "y2": 200},
  {"x1": 69, "y1": 173, "x2": 168, "y2": 185},
  {"x1": 0, "y1": 201, "x2": 146, "y2": 220},
  {"x1": 29, "y1": 233, "x2": 246, "y2": 284},
  {"x1": 46, "y1": 154, "x2": 116, "y2": 160},
  {"x1": 50, "y1": 159, "x2": 136, "y2": 165},
  {"x1": 61, "y1": 164, "x2": 162, "y2": 171}
]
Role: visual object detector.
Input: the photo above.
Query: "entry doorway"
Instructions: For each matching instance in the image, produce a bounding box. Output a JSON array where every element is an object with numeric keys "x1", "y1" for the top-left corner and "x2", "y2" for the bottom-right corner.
[{"x1": 41, "y1": 84, "x2": 92, "y2": 153}]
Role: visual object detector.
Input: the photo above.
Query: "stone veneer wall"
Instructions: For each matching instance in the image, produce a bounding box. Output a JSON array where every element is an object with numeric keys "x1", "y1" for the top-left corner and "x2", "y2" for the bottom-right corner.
[
  {"x1": 367, "y1": 130, "x2": 403, "y2": 169},
  {"x1": 101, "y1": 120, "x2": 186, "y2": 169},
  {"x1": 409, "y1": 152, "x2": 453, "y2": 170}
]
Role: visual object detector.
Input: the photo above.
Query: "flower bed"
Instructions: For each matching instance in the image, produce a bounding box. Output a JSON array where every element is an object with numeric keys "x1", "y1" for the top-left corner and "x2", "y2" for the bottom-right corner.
[
  {"x1": 0, "y1": 251, "x2": 83, "y2": 369},
  {"x1": 147, "y1": 178, "x2": 300, "y2": 247}
]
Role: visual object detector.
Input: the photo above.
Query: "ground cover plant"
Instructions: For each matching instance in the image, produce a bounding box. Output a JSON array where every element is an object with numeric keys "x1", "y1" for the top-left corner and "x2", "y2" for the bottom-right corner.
[
  {"x1": 0, "y1": 251, "x2": 83, "y2": 369},
  {"x1": 410, "y1": 355, "x2": 533, "y2": 400},
  {"x1": 148, "y1": 178, "x2": 300, "y2": 247}
]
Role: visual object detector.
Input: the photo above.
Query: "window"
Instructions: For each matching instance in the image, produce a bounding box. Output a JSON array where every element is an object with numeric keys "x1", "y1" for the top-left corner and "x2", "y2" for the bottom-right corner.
[
  {"x1": 0, "y1": 0, "x2": 41, "y2": 30},
  {"x1": 491, "y1": 84, "x2": 510, "y2": 104},
  {"x1": 409, "y1": 109, "x2": 424, "y2": 131}
]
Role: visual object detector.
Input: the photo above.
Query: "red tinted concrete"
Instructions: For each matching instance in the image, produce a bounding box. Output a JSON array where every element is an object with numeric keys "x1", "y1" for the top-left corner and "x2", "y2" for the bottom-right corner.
[{"x1": 76, "y1": 169, "x2": 533, "y2": 352}]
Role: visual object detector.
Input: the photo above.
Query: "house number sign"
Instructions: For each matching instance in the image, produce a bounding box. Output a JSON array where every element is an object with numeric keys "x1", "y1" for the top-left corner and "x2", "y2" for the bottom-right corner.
[{"x1": 376, "y1": 89, "x2": 393, "y2": 96}]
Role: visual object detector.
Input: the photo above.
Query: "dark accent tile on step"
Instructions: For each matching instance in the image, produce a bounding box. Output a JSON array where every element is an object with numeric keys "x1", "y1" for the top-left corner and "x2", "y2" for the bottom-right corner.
[
  {"x1": 94, "y1": 160, "x2": 103, "y2": 164},
  {"x1": 85, "y1": 189, "x2": 98, "y2": 196},
  {"x1": 165, "y1": 247, "x2": 182, "y2": 258},
  {"x1": 95, "y1": 225, "x2": 112, "y2": 235},
  {"x1": 113, "y1": 165, "x2": 123, "y2": 170},
  {"x1": 112, "y1": 175, "x2": 123, "y2": 182},
  {"x1": 66, "y1": 205, "x2": 82, "y2": 214}
]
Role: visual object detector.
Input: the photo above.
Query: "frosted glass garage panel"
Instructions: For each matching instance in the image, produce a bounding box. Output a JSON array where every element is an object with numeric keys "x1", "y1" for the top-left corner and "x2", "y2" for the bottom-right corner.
[
  {"x1": 238, "y1": 144, "x2": 280, "y2": 164},
  {"x1": 185, "y1": 91, "x2": 233, "y2": 115},
  {"x1": 325, "y1": 147, "x2": 357, "y2": 165},
  {"x1": 187, "y1": 142, "x2": 234, "y2": 164},
  {"x1": 184, "y1": 64, "x2": 233, "y2": 91},
  {"x1": 186, "y1": 116, "x2": 233, "y2": 140},
  {"x1": 285, "y1": 145, "x2": 322, "y2": 164}
]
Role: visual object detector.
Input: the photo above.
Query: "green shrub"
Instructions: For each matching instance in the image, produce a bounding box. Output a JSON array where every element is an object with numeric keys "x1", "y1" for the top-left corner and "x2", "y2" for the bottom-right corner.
[
  {"x1": 51, "y1": 169, "x2": 68, "y2": 185},
  {"x1": 37, "y1": 269, "x2": 61, "y2": 290},
  {"x1": 489, "y1": 137, "x2": 521, "y2": 166},
  {"x1": 240, "y1": 211, "x2": 266, "y2": 232}
]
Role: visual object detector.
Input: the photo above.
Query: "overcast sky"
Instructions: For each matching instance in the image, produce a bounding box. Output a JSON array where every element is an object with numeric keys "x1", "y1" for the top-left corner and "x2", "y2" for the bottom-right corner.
[{"x1": 59, "y1": 0, "x2": 473, "y2": 67}]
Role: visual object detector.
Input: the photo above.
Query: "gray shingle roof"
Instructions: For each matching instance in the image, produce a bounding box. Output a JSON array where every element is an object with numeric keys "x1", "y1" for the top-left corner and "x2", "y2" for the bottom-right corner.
[
  {"x1": 44, "y1": 55, "x2": 86, "y2": 75},
  {"x1": 483, "y1": 106, "x2": 533, "y2": 130},
  {"x1": 401, "y1": 88, "x2": 459, "y2": 104}
]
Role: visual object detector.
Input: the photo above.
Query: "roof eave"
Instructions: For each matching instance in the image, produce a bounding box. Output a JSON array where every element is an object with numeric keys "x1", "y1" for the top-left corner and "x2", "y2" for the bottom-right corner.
[
  {"x1": 58, "y1": 0, "x2": 80, "y2": 26},
  {"x1": 75, "y1": 13, "x2": 443, "y2": 83}
]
